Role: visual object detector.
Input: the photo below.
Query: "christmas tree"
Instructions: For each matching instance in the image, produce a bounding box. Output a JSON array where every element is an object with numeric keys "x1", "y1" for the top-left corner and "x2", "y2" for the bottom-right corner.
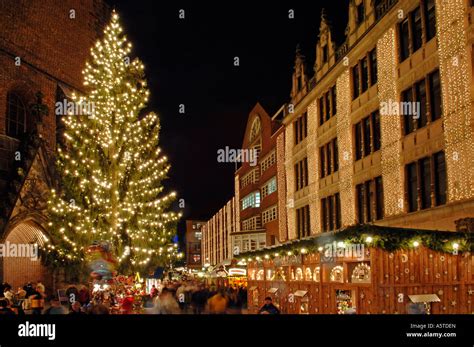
[{"x1": 44, "y1": 11, "x2": 182, "y2": 275}]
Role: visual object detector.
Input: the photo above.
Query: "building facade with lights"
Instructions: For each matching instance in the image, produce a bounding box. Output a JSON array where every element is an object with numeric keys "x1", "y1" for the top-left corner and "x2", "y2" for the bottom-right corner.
[
  {"x1": 244, "y1": 0, "x2": 474, "y2": 314},
  {"x1": 185, "y1": 220, "x2": 205, "y2": 269},
  {"x1": 0, "y1": 0, "x2": 108, "y2": 290},
  {"x1": 201, "y1": 198, "x2": 237, "y2": 268}
]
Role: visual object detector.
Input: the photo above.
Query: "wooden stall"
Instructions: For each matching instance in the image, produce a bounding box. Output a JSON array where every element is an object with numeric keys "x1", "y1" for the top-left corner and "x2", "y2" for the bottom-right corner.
[{"x1": 245, "y1": 226, "x2": 473, "y2": 314}]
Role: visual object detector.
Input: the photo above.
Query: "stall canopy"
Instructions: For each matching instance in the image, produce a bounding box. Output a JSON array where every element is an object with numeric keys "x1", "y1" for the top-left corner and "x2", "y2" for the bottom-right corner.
[
  {"x1": 249, "y1": 286, "x2": 258, "y2": 291},
  {"x1": 409, "y1": 294, "x2": 441, "y2": 303},
  {"x1": 294, "y1": 290, "x2": 308, "y2": 297},
  {"x1": 268, "y1": 288, "x2": 279, "y2": 294}
]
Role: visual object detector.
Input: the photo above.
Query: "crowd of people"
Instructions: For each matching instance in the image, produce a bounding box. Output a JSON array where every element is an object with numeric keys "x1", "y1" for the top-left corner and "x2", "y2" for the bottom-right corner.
[
  {"x1": 146, "y1": 280, "x2": 248, "y2": 314},
  {"x1": 0, "y1": 279, "x2": 252, "y2": 315},
  {"x1": 0, "y1": 279, "x2": 281, "y2": 315}
]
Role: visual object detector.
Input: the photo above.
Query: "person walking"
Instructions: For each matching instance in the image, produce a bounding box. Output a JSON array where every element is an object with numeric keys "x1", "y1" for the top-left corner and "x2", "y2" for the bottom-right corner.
[{"x1": 207, "y1": 289, "x2": 228, "y2": 314}]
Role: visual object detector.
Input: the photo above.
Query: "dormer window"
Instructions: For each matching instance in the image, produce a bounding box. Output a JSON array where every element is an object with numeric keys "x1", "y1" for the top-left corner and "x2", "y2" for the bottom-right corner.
[{"x1": 356, "y1": 2, "x2": 365, "y2": 25}]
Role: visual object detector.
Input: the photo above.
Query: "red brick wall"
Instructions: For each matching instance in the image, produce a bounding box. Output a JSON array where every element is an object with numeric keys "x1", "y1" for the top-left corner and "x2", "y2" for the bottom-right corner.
[{"x1": 0, "y1": 0, "x2": 109, "y2": 150}]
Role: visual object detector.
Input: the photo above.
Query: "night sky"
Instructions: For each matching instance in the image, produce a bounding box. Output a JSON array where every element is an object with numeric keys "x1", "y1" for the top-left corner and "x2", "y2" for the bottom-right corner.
[{"x1": 106, "y1": 0, "x2": 348, "y2": 238}]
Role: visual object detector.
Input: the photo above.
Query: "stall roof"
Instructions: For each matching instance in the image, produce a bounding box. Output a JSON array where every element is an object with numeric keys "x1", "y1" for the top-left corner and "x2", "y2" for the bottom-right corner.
[
  {"x1": 409, "y1": 294, "x2": 441, "y2": 303},
  {"x1": 268, "y1": 288, "x2": 279, "y2": 294},
  {"x1": 249, "y1": 286, "x2": 258, "y2": 291},
  {"x1": 294, "y1": 290, "x2": 308, "y2": 297}
]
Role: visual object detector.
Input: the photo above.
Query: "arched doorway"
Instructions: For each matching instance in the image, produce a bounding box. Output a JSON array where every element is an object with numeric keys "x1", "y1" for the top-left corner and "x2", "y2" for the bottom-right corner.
[{"x1": 2, "y1": 221, "x2": 50, "y2": 290}]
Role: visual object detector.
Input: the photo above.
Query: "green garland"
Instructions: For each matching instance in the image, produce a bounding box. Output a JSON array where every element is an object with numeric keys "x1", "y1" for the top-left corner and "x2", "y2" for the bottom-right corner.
[{"x1": 237, "y1": 224, "x2": 473, "y2": 260}]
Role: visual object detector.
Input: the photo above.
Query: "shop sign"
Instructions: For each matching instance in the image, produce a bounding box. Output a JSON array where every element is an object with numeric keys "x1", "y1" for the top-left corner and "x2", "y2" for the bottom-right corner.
[{"x1": 228, "y1": 268, "x2": 247, "y2": 276}]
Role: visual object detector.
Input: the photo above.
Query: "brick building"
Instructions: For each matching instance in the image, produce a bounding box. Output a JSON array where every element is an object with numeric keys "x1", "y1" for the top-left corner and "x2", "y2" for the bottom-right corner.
[
  {"x1": 185, "y1": 220, "x2": 205, "y2": 269},
  {"x1": 233, "y1": 103, "x2": 286, "y2": 254},
  {"x1": 0, "y1": 0, "x2": 108, "y2": 290},
  {"x1": 244, "y1": 0, "x2": 474, "y2": 314}
]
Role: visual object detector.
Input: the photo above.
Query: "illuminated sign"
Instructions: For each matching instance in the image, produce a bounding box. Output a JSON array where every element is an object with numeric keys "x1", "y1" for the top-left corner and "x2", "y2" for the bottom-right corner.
[{"x1": 228, "y1": 268, "x2": 247, "y2": 276}]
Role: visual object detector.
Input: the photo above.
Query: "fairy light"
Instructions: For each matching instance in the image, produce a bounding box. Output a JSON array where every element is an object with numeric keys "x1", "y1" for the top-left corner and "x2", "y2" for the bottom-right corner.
[
  {"x1": 436, "y1": 0, "x2": 474, "y2": 201},
  {"x1": 277, "y1": 132, "x2": 288, "y2": 242},
  {"x1": 46, "y1": 11, "x2": 181, "y2": 267},
  {"x1": 307, "y1": 99, "x2": 321, "y2": 234},
  {"x1": 336, "y1": 69, "x2": 356, "y2": 226},
  {"x1": 285, "y1": 124, "x2": 297, "y2": 239},
  {"x1": 377, "y1": 27, "x2": 404, "y2": 216}
]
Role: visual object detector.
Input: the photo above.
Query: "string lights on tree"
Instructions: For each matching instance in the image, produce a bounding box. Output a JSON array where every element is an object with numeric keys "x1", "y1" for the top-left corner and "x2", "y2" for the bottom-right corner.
[{"x1": 44, "y1": 11, "x2": 182, "y2": 273}]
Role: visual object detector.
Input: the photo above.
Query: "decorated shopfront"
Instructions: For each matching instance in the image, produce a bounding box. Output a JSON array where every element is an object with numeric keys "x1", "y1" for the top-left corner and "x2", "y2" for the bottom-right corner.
[{"x1": 242, "y1": 225, "x2": 473, "y2": 314}]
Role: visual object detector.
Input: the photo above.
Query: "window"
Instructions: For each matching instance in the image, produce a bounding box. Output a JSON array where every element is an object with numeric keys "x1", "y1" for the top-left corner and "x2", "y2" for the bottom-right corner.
[
  {"x1": 402, "y1": 87, "x2": 415, "y2": 134},
  {"x1": 6, "y1": 92, "x2": 27, "y2": 138},
  {"x1": 320, "y1": 84, "x2": 337, "y2": 125},
  {"x1": 354, "y1": 112, "x2": 381, "y2": 160},
  {"x1": 402, "y1": 69, "x2": 442, "y2": 135},
  {"x1": 411, "y1": 7, "x2": 423, "y2": 52},
  {"x1": 405, "y1": 151, "x2": 447, "y2": 212},
  {"x1": 420, "y1": 157, "x2": 431, "y2": 209},
  {"x1": 375, "y1": 176, "x2": 384, "y2": 220},
  {"x1": 356, "y1": 176, "x2": 384, "y2": 223},
  {"x1": 321, "y1": 193, "x2": 341, "y2": 232},
  {"x1": 352, "y1": 65, "x2": 360, "y2": 99},
  {"x1": 361, "y1": 57, "x2": 368, "y2": 92},
  {"x1": 241, "y1": 168, "x2": 259, "y2": 188},
  {"x1": 355, "y1": 122, "x2": 362, "y2": 161},
  {"x1": 294, "y1": 112, "x2": 308, "y2": 144},
  {"x1": 406, "y1": 162, "x2": 418, "y2": 212},
  {"x1": 242, "y1": 215, "x2": 262, "y2": 231},
  {"x1": 356, "y1": 2, "x2": 365, "y2": 25},
  {"x1": 319, "y1": 96, "x2": 325, "y2": 125},
  {"x1": 331, "y1": 85, "x2": 337, "y2": 116},
  {"x1": 369, "y1": 48, "x2": 377, "y2": 86},
  {"x1": 429, "y1": 70, "x2": 442, "y2": 121},
  {"x1": 325, "y1": 92, "x2": 330, "y2": 121},
  {"x1": 320, "y1": 138, "x2": 339, "y2": 178},
  {"x1": 262, "y1": 205, "x2": 277, "y2": 224},
  {"x1": 295, "y1": 157, "x2": 309, "y2": 191},
  {"x1": 399, "y1": 3, "x2": 437, "y2": 61},
  {"x1": 425, "y1": 0, "x2": 436, "y2": 41},
  {"x1": 261, "y1": 177, "x2": 277, "y2": 198},
  {"x1": 320, "y1": 147, "x2": 326, "y2": 178},
  {"x1": 399, "y1": 18, "x2": 410, "y2": 61},
  {"x1": 433, "y1": 151, "x2": 446, "y2": 205},
  {"x1": 261, "y1": 150, "x2": 276, "y2": 172},
  {"x1": 363, "y1": 116, "x2": 371, "y2": 156},
  {"x1": 356, "y1": 184, "x2": 365, "y2": 223},
  {"x1": 296, "y1": 205, "x2": 310, "y2": 238},
  {"x1": 415, "y1": 78, "x2": 427, "y2": 128},
  {"x1": 241, "y1": 191, "x2": 261, "y2": 210},
  {"x1": 371, "y1": 112, "x2": 381, "y2": 151}
]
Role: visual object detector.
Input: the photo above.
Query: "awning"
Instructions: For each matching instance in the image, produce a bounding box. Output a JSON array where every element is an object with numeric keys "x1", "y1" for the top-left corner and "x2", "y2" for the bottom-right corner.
[
  {"x1": 267, "y1": 288, "x2": 279, "y2": 294},
  {"x1": 249, "y1": 286, "x2": 257, "y2": 291},
  {"x1": 408, "y1": 294, "x2": 440, "y2": 303},
  {"x1": 294, "y1": 290, "x2": 308, "y2": 297}
]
